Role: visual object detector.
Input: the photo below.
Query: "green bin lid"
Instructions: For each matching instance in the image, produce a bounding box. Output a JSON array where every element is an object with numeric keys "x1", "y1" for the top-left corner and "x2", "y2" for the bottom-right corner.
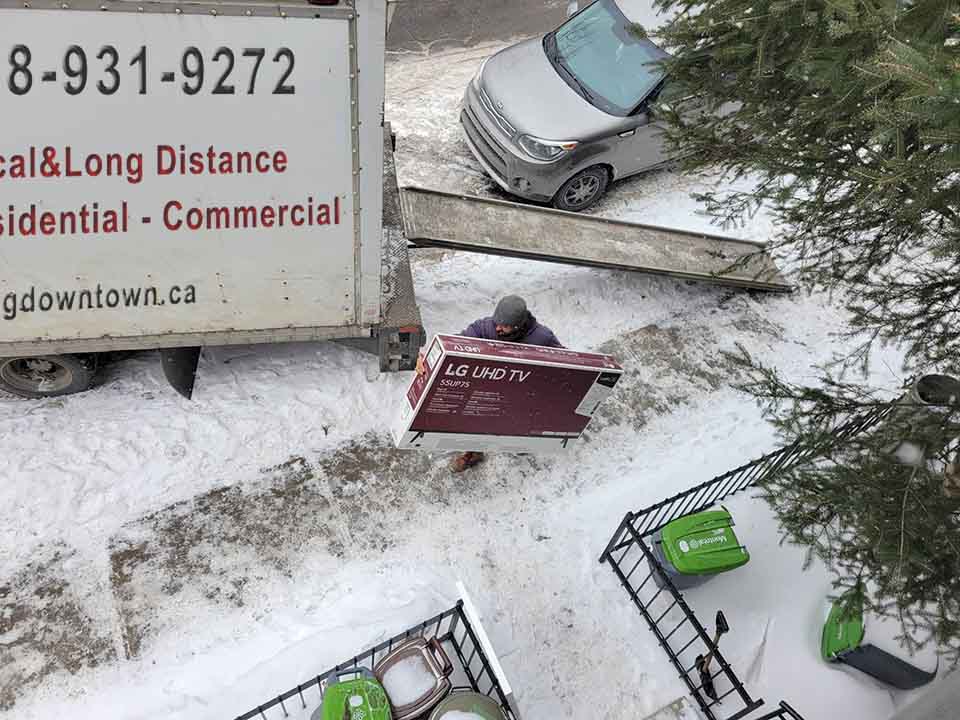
[
  {"x1": 320, "y1": 675, "x2": 391, "y2": 720},
  {"x1": 660, "y1": 508, "x2": 749, "y2": 576},
  {"x1": 821, "y1": 596, "x2": 865, "y2": 661}
]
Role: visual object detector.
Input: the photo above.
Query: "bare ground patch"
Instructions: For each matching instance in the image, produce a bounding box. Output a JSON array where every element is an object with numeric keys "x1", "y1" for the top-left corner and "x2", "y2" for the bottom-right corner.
[
  {"x1": 0, "y1": 544, "x2": 115, "y2": 711},
  {"x1": 106, "y1": 437, "x2": 468, "y2": 657},
  {"x1": 586, "y1": 303, "x2": 776, "y2": 435}
]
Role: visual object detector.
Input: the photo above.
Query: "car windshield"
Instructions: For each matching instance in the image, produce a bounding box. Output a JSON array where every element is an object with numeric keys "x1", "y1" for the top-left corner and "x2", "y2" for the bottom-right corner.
[{"x1": 544, "y1": 0, "x2": 669, "y2": 117}]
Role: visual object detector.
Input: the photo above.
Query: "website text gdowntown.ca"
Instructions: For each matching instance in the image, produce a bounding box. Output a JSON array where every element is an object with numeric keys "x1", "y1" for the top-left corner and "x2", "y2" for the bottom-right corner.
[{"x1": 3, "y1": 282, "x2": 197, "y2": 321}]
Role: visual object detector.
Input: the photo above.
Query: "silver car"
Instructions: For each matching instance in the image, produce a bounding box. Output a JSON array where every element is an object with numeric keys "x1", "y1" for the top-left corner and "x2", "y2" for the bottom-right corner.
[{"x1": 460, "y1": 0, "x2": 678, "y2": 212}]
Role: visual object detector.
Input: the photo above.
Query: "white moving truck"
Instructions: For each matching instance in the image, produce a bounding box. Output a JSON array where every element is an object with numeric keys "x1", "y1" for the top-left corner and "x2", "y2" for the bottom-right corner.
[{"x1": 0, "y1": 0, "x2": 422, "y2": 398}]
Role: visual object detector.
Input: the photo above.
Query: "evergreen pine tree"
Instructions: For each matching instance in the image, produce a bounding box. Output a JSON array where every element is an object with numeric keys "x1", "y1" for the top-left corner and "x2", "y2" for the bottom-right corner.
[{"x1": 648, "y1": 0, "x2": 960, "y2": 659}]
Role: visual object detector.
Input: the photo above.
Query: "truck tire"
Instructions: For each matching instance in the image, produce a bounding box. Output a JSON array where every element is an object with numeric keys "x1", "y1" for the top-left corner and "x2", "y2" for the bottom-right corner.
[
  {"x1": 0, "y1": 354, "x2": 98, "y2": 399},
  {"x1": 552, "y1": 166, "x2": 609, "y2": 212}
]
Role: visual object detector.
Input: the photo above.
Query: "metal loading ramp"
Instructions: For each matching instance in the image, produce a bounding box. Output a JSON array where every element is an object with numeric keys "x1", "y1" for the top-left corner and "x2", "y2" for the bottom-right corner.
[{"x1": 400, "y1": 187, "x2": 793, "y2": 293}]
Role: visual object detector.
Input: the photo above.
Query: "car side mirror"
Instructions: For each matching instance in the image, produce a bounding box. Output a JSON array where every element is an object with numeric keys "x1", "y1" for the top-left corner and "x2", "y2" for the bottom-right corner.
[{"x1": 566, "y1": 1, "x2": 579, "y2": 18}]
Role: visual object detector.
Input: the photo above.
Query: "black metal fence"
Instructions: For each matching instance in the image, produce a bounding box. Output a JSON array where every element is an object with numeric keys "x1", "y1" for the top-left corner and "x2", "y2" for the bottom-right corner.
[
  {"x1": 234, "y1": 601, "x2": 516, "y2": 720},
  {"x1": 600, "y1": 406, "x2": 892, "y2": 720},
  {"x1": 602, "y1": 405, "x2": 892, "y2": 556},
  {"x1": 753, "y1": 701, "x2": 805, "y2": 720},
  {"x1": 603, "y1": 519, "x2": 763, "y2": 720}
]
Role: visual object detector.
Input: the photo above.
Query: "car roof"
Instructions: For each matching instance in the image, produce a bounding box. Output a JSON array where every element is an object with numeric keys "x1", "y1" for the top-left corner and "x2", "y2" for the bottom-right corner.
[{"x1": 613, "y1": 0, "x2": 669, "y2": 31}]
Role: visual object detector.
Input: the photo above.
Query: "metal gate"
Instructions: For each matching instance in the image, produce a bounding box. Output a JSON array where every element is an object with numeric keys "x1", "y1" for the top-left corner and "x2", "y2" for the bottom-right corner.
[
  {"x1": 754, "y1": 702, "x2": 806, "y2": 720},
  {"x1": 234, "y1": 600, "x2": 518, "y2": 720},
  {"x1": 600, "y1": 406, "x2": 892, "y2": 720}
]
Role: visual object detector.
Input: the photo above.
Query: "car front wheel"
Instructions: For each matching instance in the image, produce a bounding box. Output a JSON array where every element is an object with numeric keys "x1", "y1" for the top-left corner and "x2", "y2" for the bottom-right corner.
[{"x1": 552, "y1": 166, "x2": 609, "y2": 212}]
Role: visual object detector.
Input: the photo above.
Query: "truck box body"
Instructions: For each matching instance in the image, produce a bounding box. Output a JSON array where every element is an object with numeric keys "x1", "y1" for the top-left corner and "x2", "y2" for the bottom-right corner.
[{"x1": 0, "y1": 0, "x2": 418, "y2": 368}]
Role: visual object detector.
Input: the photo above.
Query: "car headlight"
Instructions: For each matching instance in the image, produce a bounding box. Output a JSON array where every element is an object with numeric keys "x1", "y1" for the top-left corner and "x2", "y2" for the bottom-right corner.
[
  {"x1": 517, "y1": 135, "x2": 578, "y2": 162},
  {"x1": 472, "y1": 57, "x2": 490, "y2": 90}
]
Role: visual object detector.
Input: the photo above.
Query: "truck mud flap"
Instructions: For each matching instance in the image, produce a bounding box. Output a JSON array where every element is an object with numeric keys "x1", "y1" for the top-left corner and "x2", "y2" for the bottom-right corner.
[
  {"x1": 400, "y1": 186, "x2": 793, "y2": 293},
  {"x1": 160, "y1": 347, "x2": 202, "y2": 399}
]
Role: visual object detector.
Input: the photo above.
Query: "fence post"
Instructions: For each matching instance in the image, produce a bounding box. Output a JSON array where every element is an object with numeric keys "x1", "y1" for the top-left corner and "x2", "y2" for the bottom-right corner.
[{"x1": 599, "y1": 512, "x2": 634, "y2": 564}]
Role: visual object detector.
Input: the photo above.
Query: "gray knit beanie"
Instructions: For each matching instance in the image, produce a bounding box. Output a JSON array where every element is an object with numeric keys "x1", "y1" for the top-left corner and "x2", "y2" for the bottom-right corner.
[{"x1": 493, "y1": 295, "x2": 528, "y2": 326}]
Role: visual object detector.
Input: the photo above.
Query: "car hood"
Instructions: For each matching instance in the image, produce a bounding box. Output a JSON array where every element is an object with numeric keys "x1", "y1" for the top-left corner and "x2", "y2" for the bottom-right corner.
[{"x1": 480, "y1": 37, "x2": 623, "y2": 142}]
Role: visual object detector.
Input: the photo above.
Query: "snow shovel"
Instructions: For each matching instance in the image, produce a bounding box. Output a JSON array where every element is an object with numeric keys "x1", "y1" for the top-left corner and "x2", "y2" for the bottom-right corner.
[
  {"x1": 695, "y1": 611, "x2": 729, "y2": 702},
  {"x1": 821, "y1": 597, "x2": 938, "y2": 690}
]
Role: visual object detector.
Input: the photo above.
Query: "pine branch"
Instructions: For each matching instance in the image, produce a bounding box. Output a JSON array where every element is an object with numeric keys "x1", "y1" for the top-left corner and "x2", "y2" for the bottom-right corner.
[{"x1": 656, "y1": 0, "x2": 960, "y2": 660}]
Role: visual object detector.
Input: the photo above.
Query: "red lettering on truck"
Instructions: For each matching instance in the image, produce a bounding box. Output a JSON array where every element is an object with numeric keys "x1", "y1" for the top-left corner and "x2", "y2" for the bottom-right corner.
[
  {"x1": 156, "y1": 145, "x2": 289, "y2": 177},
  {"x1": 162, "y1": 196, "x2": 341, "y2": 232},
  {"x1": 0, "y1": 147, "x2": 143, "y2": 184}
]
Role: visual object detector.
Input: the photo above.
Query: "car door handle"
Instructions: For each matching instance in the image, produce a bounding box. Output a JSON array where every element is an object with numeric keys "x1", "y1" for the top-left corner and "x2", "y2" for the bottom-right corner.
[{"x1": 618, "y1": 130, "x2": 636, "y2": 138}]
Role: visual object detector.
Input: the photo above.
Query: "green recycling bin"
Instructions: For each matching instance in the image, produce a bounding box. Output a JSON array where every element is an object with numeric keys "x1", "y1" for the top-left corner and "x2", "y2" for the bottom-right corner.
[
  {"x1": 821, "y1": 596, "x2": 938, "y2": 690},
  {"x1": 311, "y1": 667, "x2": 392, "y2": 720},
  {"x1": 651, "y1": 508, "x2": 749, "y2": 590}
]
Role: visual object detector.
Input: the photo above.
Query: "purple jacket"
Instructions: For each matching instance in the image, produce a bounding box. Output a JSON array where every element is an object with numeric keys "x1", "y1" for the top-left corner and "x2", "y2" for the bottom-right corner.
[{"x1": 461, "y1": 316, "x2": 563, "y2": 348}]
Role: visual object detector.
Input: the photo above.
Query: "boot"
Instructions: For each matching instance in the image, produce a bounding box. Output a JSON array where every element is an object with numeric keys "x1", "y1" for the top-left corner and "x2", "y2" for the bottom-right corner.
[{"x1": 450, "y1": 451, "x2": 486, "y2": 473}]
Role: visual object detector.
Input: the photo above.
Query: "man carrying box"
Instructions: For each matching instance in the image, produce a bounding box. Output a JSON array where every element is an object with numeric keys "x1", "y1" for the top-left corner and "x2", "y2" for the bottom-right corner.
[{"x1": 417, "y1": 295, "x2": 564, "y2": 472}]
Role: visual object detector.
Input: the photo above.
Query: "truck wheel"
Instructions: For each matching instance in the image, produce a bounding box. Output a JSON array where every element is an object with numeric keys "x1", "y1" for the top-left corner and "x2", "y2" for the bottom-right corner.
[
  {"x1": 552, "y1": 166, "x2": 609, "y2": 212},
  {"x1": 0, "y1": 354, "x2": 98, "y2": 398}
]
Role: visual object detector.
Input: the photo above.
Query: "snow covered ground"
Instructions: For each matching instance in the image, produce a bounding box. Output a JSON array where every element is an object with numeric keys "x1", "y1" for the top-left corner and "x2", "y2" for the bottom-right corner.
[{"x1": 1, "y1": 31, "x2": 947, "y2": 720}]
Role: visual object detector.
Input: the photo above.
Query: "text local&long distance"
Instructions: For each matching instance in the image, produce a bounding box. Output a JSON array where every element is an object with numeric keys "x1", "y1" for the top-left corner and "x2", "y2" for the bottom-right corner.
[{"x1": 0, "y1": 145, "x2": 290, "y2": 184}]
